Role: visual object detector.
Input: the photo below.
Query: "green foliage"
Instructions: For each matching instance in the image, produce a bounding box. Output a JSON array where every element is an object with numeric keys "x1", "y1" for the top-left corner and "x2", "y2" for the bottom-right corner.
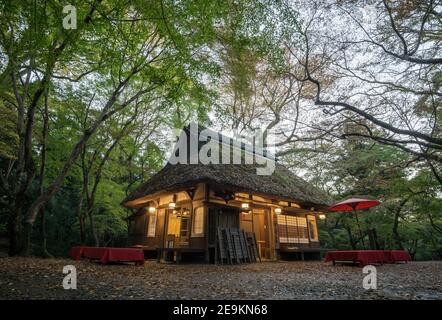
[
  {"x1": 88, "y1": 179, "x2": 128, "y2": 245},
  {"x1": 290, "y1": 139, "x2": 442, "y2": 260},
  {"x1": 0, "y1": 100, "x2": 18, "y2": 159},
  {"x1": 0, "y1": 0, "x2": 278, "y2": 256}
]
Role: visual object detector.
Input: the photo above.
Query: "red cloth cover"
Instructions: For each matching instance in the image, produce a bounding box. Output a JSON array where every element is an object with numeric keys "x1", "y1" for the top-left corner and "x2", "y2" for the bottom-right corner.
[
  {"x1": 69, "y1": 246, "x2": 144, "y2": 265},
  {"x1": 100, "y1": 248, "x2": 144, "y2": 265},
  {"x1": 69, "y1": 247, "x2": 84, "y2": 260},
  {"x1": 324, "y1": 250, "x2": 411, "y2": 266},
  {"x1": 385, "y1": 250, "x2": 411, "y2": 262},
  {"x1": 82, "y1": 247, "x2": 109, "y2": 260},
  {"x1": 324, "y1": 250, "x2": 385, "y2": 266}
]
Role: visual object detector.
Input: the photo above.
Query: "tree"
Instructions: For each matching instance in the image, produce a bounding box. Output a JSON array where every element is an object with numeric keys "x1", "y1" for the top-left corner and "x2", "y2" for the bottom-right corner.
[
  {"x1": 279, "y1": 0, "x2": 442, "y2": 180},
  {"x1": 0, "y1": 0, "x2": 278, "y2": 255}
]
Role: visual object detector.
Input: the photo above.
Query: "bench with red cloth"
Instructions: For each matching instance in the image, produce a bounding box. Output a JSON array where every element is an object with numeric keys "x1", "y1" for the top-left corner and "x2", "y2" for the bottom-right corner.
[
  {"x1": 383, "y1": 250, "x2": 412, "y2": 263},
  {"x1": 69, "y1": 246, "x2": 144, "y2": 265},
  {"x1": 324, "y1": 250, "x2": 411, "y2": 267}
]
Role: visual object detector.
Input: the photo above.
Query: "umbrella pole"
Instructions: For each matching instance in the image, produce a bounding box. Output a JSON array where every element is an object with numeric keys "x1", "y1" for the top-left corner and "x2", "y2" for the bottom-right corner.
[{"x1": 353, "y1": 209, "x2": 366, "y2": 250}]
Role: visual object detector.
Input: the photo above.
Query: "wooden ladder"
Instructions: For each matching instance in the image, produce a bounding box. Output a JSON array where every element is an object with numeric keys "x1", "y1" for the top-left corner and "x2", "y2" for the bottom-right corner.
[{"x1": 216, "y1": 227, "x2": 261, "y2": 264}]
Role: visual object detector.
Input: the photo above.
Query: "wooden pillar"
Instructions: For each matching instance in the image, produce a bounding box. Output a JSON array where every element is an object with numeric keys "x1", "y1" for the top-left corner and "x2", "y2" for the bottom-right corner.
[
  {"x1": 267, "y1": 208, "x2": 277, "y2": 260},
  {"x1": 204, "y1": 183, "x2": 210, "y2": 263}
]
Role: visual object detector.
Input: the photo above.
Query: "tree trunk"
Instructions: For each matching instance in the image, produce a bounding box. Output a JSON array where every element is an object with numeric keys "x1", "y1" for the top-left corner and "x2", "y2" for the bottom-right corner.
[
  {"x1": 8, "y1": 206, "x2": 21, "y2": 256},
  {"x1": 390, "y1": 194, "x2": 421, "y2": 251},
  {"x1": 79, "y1": 214, "x2": 86, "y2": 245},
  {"x1": 367, "y1": 228, "x2": 380, "y2": 250},
  {"x1": 38, "y1": 89, "x2": 52, "y2": 258},
  {"x1": 88, "y1": 209, "x2": 99, "y2": 247},
  {"x1": 40, "y1": 207, "x2": 52, "y2": 258},
  {"x1": 20, "y1": 221, "x2": 32, "y2": 256},
  {"x1": 342, "y1": 214, "x2": 357, "y2": 249},
  {"x1": 344, "y1": 224, "x2": 356, "y2": 249},
  {"x1": 75, "y1": 188, "x2": 87, "y2": 244},
  {"x1": 408, "y1": 239, "x2": 418, "y2": 260},
  {"x1": 392, "y1": 211, "x2": 404, "y2": 250}
]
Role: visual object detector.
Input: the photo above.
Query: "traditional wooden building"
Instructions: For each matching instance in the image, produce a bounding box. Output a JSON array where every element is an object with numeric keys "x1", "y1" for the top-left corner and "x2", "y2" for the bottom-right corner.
[{"x1": 121, "y1": 125, "x2": 329, "y2": 263}]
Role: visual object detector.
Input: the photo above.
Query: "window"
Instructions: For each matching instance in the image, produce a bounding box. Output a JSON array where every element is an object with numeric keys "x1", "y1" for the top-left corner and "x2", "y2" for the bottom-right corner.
[
  {"x1": 147, "y1": 213, "x2": 157, "y2": 237},
  {"x1": 276, "y1": 214, "x2": 309, "y2": 244},
  {"x1": 297, "y1": 217, "x2": 309, "y2": 243},
  {"x1": 286, "y1": 215, "x2": 298, "y2": 243},
  {"x1": 192, "y1": 207, "x2": 204, "y2": 236},
  {"x1": 277, "y1": 215, "x2": 288, "y2": 243}
]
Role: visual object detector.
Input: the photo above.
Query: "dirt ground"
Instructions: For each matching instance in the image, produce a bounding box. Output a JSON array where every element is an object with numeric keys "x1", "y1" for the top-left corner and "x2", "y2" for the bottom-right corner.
[{"x1": 0, "y1": 257, "x2": 441, "y2": 300}]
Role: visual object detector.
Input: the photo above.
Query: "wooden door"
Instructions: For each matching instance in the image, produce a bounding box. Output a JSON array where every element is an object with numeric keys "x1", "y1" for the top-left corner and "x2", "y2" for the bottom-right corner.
[
  {"x1": 179, "y1": 216, "x2": 190, "y2": 246},
  {"x1": 166, "y1": 208, "x2": 191, "y2": 247},
  {"x1": 208, "y1": 207, "x2": 240, "y2": 246},
  {"x1": 252, "y1": 209, "x2": 269, "y2": 259}
]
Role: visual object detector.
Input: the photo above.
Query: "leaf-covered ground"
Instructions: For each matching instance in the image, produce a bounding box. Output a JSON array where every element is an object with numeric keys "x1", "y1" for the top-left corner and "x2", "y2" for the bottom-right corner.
[{"x1": 0, "y1": 257, "x2": 441, "y2": 300}]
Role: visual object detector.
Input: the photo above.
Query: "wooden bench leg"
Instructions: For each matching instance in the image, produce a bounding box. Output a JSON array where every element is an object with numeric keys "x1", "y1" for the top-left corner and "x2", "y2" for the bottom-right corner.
[
  {"x1": 136, "y1": 260, "x2": 144, "y2": 266},
  {"x1": 157, "y1": 249, "x2": 162, "y2": 263},
  {"x1": 205, "y1": 249, "x2": 210, "y2": 264}
]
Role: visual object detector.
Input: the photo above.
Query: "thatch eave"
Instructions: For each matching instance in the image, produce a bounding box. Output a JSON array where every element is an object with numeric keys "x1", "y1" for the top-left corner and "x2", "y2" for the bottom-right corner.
[{"x1": 122, "y1": 162, "x2": 331, "y2": 210}]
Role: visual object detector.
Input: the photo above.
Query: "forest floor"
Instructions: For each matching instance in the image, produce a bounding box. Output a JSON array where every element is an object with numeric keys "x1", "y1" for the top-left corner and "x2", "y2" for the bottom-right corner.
[{"x1": 0, "y1": 257, "x2": 441, "y2": 300}]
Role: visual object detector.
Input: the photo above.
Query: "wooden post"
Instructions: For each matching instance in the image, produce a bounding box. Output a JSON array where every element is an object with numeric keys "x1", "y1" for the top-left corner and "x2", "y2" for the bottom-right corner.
[{"x1": 204, "y1": 184, "x2": 210, "y2": 263}]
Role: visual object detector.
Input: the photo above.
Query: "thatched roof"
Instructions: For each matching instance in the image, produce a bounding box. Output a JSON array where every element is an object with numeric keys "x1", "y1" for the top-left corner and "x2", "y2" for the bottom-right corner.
[
  {"x1": 122, "y1": 162, "x2": 329, "y2": 208},
  {"x1": 122, "y1": 124, "x2": 330, "y2": 208}
]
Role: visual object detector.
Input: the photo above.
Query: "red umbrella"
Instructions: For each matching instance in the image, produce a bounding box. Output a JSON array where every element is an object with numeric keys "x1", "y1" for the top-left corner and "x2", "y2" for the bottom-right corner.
[
  {"x1": 328, "y1": 198, "x2": 381, "y2": 212},
  {"x1": 328, "y1": 198, "x2": 381, "y2": 249}
]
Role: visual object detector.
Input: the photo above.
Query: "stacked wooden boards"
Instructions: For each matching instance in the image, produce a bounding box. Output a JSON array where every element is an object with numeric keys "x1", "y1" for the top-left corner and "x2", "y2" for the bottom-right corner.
[{"x1": 215, "y1": 228, "x2": 261, "y2": 264}]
